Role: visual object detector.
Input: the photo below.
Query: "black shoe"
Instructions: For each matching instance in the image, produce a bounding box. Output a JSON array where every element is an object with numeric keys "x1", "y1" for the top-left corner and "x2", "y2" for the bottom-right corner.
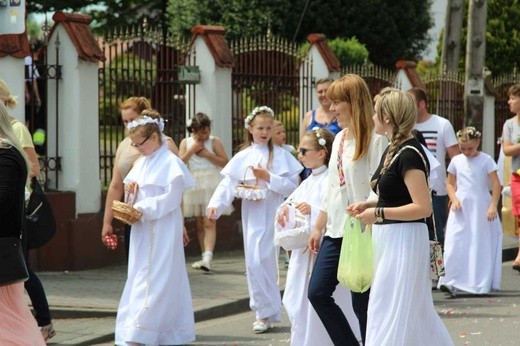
[
  {"x1": 440, "y1": 285, "x2": 456, "y2": 298},
  {"x1": 513, "y1": 262, "x2": 520, "y2": 272}
]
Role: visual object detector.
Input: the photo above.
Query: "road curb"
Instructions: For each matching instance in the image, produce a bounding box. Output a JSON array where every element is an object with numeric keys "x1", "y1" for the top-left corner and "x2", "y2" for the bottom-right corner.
[{"x1": 48, "y1": 247, "x2": 517, "y2": 345}]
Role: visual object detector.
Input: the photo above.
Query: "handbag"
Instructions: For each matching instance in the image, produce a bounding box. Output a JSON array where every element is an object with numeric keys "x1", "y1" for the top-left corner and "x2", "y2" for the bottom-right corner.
[
  {"x1": 337, "y1": 215, "x2": 373, "y2": 293},
  {"x1": 25, "y1": 177, "x2": 57, "y2": 249},
  {"x1": 273, "y1": 203, "x2": 310, "y2": 250},
  {"x1": 234, "y1": 165, "x2": 267, "y2": 201},
  {"x1": 0, "y1": 237, "x2": 29, "y2": 286},
  {"x1": 394, "y1": 145, "x2": 445, "y2": 279},
  {"x1": 430, "y1": 239, "x2": 445, "y2": 279},
  {"x1": 1, "y1": 180, "x2": 30, "y2": 286}
]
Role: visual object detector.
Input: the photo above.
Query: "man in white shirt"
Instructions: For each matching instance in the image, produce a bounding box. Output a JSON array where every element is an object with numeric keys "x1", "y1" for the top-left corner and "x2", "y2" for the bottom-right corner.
[{"x1": 408, "y1": 87, "x2": 460, "y2": 246}]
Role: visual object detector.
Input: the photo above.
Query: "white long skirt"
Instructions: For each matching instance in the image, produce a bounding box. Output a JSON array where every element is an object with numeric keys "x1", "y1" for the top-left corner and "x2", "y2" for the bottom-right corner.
[
  {"x1": 283, "y1": 248, "x2": 361, "y2": 345},
  {"x1": 115, "y1": 212, "x2": 196, "y2": 345},
  {"x1": 438, "y1": 189, "x2": 502, "y2": 293},
  {"x1": 366, "y1": 223, "x2": 453, "y2": 346}
]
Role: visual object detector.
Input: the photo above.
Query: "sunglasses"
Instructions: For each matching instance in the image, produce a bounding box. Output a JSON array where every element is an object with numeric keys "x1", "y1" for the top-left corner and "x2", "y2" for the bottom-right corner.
[
  {"x1": 299, "y1": 147, "x2": 318, "y2": 156},
  {"x1": 131, "y1": 134, "x2": 151, "y2": 148}
]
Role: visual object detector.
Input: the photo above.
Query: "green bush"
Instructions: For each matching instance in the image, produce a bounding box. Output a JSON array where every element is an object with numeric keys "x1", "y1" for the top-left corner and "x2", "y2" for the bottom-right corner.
[
  {"x1": 329, "y1": 37, "x2": 369, "y2": 67},
  {"x1": 300, "y1": 36, "x2": 369, "y2": 68}
]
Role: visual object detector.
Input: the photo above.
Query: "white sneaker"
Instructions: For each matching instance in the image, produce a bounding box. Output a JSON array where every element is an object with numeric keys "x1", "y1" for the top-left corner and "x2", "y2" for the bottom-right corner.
[
  {"x1": 192, "y1": 260, "x2": 203, "y2": 269},
  {"x1": 200, "y1": 258, "x2": 211, "y2": 272},
  {"x1": 253, "y1": 321, "x2": 271, "y2": 333}
]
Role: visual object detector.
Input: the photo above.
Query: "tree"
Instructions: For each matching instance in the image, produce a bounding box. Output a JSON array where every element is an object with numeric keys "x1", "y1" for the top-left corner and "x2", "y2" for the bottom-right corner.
[
  {"x1": 26, "y1": 1, "x2": 169, "y2": 34},
  {"x1": 485, "y1": 0, "x2": 520, "y2": 75},
  {"x1": 434, "y1": 0, "x2": 520, "y2": 75},
  {"x1": 168, "y1": 0, "x2": 433, "y2": 69},
  {"x1": 26, "y1": 1, "x2": 97, "y2": 13}
]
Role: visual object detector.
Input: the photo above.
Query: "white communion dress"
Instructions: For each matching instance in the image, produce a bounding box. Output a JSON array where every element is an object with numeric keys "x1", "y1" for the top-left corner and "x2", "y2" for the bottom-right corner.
[
  {"x1": 438, "y1": 153, "x2": 502, "y2": 294},
  {"x1": 115, "y1": 145, "x2": 196, "y2": 345},
  {"x1": 183, "y1": 135, "x2": 232, "y2": 217},
  {"x1": 207, "y1": 142, "x2": 302, "y2": 323},
  {"x1": 278, "y1": 165, "x2": 362, "y2": 345}
]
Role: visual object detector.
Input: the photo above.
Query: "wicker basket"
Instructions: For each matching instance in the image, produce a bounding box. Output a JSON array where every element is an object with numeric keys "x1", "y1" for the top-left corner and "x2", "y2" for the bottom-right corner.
[
  {"x1": 112, "y1": 184, "x2": 142, "y2": 225},
  {"x1": 234, "y1": 166, "x2": 267, "y2": 201}
]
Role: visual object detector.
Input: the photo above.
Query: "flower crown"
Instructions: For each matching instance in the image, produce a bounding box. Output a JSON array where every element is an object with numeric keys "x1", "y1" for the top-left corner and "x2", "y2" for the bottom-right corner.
[
  {"x1": 127, "y1": 116, "x2": 165, "y2": 132},
  {"x1": 456, "y1": 126, "x2": 481, "y2": 139},
  {"x1": 244, "y1": 106, "x2": 274, "y2": 128},
  {"x1": 313, "y1": 128, "x2": 327, "y2": 147}
]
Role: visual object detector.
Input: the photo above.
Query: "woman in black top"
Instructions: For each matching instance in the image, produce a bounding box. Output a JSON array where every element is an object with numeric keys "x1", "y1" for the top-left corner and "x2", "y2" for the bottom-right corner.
[
  {"x1": 0, "y1": 102, "x2": 45, "y2": 344},
  {"x1": 347, "y1": 89, "x2": 453, "y2": 345}
]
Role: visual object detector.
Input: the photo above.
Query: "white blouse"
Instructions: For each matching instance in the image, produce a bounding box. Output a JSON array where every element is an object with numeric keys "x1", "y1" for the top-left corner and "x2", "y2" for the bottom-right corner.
[{"x1": 321, "y1": 129, "x2": 387, "y2": 238}]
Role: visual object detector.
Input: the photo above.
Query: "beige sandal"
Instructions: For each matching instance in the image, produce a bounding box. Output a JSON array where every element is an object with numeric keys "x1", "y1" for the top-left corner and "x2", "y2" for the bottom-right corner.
[{"x1": 40, "y1": 323, "x2": 57, "y2": 341}]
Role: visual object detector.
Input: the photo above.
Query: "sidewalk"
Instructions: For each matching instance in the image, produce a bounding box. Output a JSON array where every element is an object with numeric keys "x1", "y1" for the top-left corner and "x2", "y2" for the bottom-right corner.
[
  {"x1": 34, "y1": 237, "x2": 518, "y2": 345},
  {"x1": 34, "y1": 249, "x2": 278, "y2": 345}
]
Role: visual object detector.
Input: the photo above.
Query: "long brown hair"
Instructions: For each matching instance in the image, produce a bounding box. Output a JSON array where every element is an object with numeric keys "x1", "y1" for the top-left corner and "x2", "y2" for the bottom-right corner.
[{"x1": 326, "y1": 74, "x2": 374, "y2": 161}]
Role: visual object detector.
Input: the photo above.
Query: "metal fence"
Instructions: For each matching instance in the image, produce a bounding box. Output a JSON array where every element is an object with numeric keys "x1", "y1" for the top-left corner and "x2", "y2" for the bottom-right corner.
[
  {"x1": 493, "y1": 71, "x2": 520, "y2": 151},
  {"x1": 230, "y1": 34, "x2": 314, "y2": 151},
  {"x1": 341, "y1": 64, "x2": 397, "y2": 98},
  {"x1": 98, "y1": 24, "x2": 195, "y2": 185},
  {"x1": 26, "y1": 36, "x2": 62, "y2": 191}
]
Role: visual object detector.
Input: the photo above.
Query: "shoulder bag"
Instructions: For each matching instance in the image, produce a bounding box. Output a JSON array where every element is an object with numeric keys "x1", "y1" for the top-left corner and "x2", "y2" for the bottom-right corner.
[{"x1": 25, "y1": 177, "x2": 57, "y2": 249}]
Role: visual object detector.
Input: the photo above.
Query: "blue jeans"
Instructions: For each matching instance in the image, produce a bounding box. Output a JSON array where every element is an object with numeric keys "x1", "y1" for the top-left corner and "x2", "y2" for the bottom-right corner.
[
  {"x1": 308, "y1": 236, "x2": 366, "y2": 346},
  {"x1": 432, "y1": 194, "x2": 448, "y2": 246}
]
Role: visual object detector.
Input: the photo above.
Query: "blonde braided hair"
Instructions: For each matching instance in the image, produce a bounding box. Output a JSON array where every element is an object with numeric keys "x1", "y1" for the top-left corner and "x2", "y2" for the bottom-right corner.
[{"x1": 374, "y1": 88, "x2": 417, "y2": 177}]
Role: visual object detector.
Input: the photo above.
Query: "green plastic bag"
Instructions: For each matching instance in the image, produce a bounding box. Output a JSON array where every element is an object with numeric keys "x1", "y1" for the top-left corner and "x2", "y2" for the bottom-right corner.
[{"x1": 337, "y1": 215, "x2": 373, "y2": 293}]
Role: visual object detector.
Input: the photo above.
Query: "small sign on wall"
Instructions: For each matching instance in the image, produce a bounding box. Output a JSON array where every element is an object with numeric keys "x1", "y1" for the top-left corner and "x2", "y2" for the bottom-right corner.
[
  {"x1": 177, "y1": 66, "x2": 201, "y2": 84},
  {"x1": 0, "y1": 0, "x2": 25, "y2": 35}
]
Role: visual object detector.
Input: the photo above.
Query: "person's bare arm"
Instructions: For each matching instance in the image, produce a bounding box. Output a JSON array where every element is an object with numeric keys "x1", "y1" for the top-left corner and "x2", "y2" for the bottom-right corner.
[
  {"x1": 23, "y1": 147, "x2": 40, "y2": 177},
  {"x1": 487, "y1": 171, "x2": 501, "y2": 221},
  {"x1": 101, "y1": 145, "x2": 125, "y2": 245},
  {"x1": 446, "y1": 172, "x2": 460, "y2": 210},
  {"x1": 198, "y1": 137, "x2": 229, "y2": 168},
  {"x1": 503, "y1": 139, "x2": 520, "y2": 157},
  {"x1": 308, "y1": 210, "x2": 327, "y2": 254},
  {"x1": 166, "y1": 137, "x2": 179, "y2": 156},
  {"x1": 299, "y1": 111, "x2": 312, "y2": 139},
  {"x1": 178, "y1": 138, "x2": 191, "y2": 164},
  {"x1": 356, "y1": 169, "x2": 431, "y2": 224},
  {"x1": 446, "y1": 144, "x2": 461, "y2": 159}
]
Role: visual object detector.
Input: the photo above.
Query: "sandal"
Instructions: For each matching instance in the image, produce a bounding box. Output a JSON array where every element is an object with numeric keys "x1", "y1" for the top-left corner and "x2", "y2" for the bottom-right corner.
[
  {"x1": 40, "y1": 323, "x2": 56, "y2": 341},
  {"x1": 512, "y1": 261, "x2": 520, "y2": 272}
]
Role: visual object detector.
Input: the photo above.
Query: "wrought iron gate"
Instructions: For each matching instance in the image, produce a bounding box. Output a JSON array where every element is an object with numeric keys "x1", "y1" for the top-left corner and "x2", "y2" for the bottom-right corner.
[
  {"x1": 26, "y1": 32, "x2": 62, "y2": 191},
  {"x1": 98, "y1": 23, "x2": 196, "y2": 185},
  {"x1": 230, "y1": 34, "x2": 314, "y2": 152}
]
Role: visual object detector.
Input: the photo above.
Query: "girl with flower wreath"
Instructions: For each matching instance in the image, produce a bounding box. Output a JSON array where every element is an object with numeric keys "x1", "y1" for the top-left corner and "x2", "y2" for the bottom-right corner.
[
  {"x1": 276, "y1": 128, "x2": 360, "y2": 345},
  {"x1": 179, "y1": 112, "x2": 231, "y2": 272},
  {"x1": 438, "y1": 126, "x2": 502, "y2": 297},
  {"x1": 115, "y1": 111, "x2": 196, "y2": 345},
  {"x1": 207, "y1": 106, "x2": 302, "y2": 333}
]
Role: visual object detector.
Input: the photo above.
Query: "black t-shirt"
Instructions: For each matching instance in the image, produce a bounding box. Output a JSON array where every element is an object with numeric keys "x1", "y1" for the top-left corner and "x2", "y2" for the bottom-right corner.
[{"x1": 371, "y1": 138, "x2": 429, "y2": 224}]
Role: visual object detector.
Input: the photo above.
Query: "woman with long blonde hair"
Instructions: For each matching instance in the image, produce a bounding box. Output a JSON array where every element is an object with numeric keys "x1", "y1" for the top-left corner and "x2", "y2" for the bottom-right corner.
[
  {"x1": 0, "y1": 101, "x2": 45, "y2": 345},
  {"x1": 349, "y1": 89, "x2": 452, "y2": 345}
]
